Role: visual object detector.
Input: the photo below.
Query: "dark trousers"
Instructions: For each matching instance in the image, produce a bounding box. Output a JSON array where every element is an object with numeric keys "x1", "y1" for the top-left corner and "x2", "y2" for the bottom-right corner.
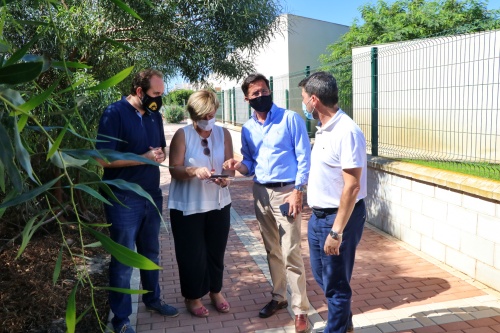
[
  {"x1": 170, "y1": 204, "x2": 231, "y2": 299},
  {"x1": 105, "y1": 190, "x2": 163, "y2": 328},
  {"x1": 308, "y1": 200, "x2": 366, "y2": 333}
]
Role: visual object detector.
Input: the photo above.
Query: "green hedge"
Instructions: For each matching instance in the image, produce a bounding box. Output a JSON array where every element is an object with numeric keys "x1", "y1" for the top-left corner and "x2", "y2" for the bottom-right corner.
[{"x1": 163, "y1": 105, "x2": 186, "y2": 123}]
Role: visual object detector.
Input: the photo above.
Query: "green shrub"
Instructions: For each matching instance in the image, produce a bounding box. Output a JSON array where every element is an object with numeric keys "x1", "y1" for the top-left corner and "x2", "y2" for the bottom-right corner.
[
  {"x1": 165, "y1": 89, "x2": 194, "y2": 105},
  {"x1": 163, "y1": 105, "x2": 186, "y2": 123}
]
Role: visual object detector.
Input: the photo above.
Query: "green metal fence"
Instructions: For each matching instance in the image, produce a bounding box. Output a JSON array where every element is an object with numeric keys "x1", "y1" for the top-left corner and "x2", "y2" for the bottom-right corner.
[
  {"x1": 353, "y1": 29, "x2": 500, "y2": 180},
  {"x1": 215, "y1": 28, "x2": 500, "y2": 180}
]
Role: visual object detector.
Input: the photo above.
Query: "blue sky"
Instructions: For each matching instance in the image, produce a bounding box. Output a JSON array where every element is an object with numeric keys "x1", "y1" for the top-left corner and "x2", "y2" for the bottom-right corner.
[{"x1": 282, "y1": 0, "x2": 500, "y2": 26}]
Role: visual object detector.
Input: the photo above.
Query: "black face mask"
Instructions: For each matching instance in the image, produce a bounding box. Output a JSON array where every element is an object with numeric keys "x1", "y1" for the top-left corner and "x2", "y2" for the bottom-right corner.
[
  {"x1": 141, "y1": 93, "x2": 163, "y2": 113},
  {"x1": 248, "y1": 95, "x2": 273, "y2": 113}
]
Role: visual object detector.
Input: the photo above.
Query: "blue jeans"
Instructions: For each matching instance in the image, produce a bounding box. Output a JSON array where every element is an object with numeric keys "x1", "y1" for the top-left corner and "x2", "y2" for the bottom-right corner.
[
  {"x1": 104, "y1": 190, "x2": 163, "y2": 327},
  {"x1": 308, "y1": 200, "x2": 366, "y2": 333}
]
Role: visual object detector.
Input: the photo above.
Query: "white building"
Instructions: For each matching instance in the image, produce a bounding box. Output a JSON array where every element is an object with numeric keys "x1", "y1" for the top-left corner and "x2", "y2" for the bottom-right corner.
[
  {"x1": 210, "y1": 13, "x2": 349, "y2": 129},
  {"x1": 211, "y1": 14, "x2": 349, "y2": 91}
]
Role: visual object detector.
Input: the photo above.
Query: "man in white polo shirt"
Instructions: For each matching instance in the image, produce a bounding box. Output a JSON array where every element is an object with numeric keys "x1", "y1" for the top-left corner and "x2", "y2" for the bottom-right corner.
[{"x1": 298, "y1": 72, "x2": 367, "y2": 333}]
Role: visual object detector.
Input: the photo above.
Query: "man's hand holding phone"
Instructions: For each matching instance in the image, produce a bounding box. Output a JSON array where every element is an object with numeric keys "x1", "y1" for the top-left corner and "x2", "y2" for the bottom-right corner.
[{"x1": 279, "y1": 202, "x2": 292, "y2": 217}]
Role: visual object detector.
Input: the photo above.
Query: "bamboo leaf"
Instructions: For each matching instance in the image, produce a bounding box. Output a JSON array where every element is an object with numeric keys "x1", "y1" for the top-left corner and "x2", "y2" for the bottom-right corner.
[
  {"x1": 109, "y1": 0, "x2": 143, "y2": 20},
  {"x1": 0, "y1": 190, "x2": 16, "y2": 218},
  {"x1": 75, "y1": 307, "x2": 91, "y2": 325},
  {"x1": 0, "y1": 40, "x2": 10, "y2": 53},
  {"x1": 65, "y1": 285, "x2": 77, "y2": 333},
  {"x1": 0, "y1": 62, "x2": 43, "y2": 85},
  {"x1": 0, "y1": 88, "x2": 25, "y2": 106},
  {"x1": 85, "y1": 228, "x2": 162, "y2": 270},
  {"x1": 0, "y1": 175, "x2": 63, "y2": 209},
  {"x1": 103, "y1": 179, "x2": 156, "y2": 206},
  {"x1": 96, "y1": 182, "x2": 124, "y2": 207},
  {"x1": 17, "y1": 79, "x2": 60, "y2": 113},
  {"x1": 49, "y1": 142, "x2": 89, "y2": 169},
  {"x1": 84, "y1": 223, "x2": 111, "y2": 228},
  {"x1": 17, "y1": 114, "x2": 29, "y2": 132},
  {"x1": 15, "y1": 211, "x2": 49, "y2": 259},
  {"x1": 95, "y1": 286, "x2": 149, "y2": 294},
  {"x1": 20, "y1": 54, "x2": 51, "y2": 73},
  {"x1": 52, "y1": 245, "x2": 63, "y2": 285},
  {"x1": 52, "y1": 61, "x2": 92, "y2": 69},
  {"x1": 61, "y1": 152, "x2": 88, "y2": 168},
  {"x1": 62, "y1": 148, "x2": 162, "y2": 167},
  {"x1": 57, "y1": 78, "x2": 86, "y2": 94},
  {"x1": 0, "y1": 123, "x2": 22, "y2": 192},
  {"x1": 84, "y1": 241, "x2": 102, "y2": 248},
  {"x1": 13, "y1": 116, "x2": 34, "y2": 182},
  {"x1": 47, "y1": 127, "x2": 67, "y2": 161},
  {"x1": 86, "y1": 66, "x2": 134, "y2": 91},
  {"x1": 73, "y1": 184, "x2": 111, "y2": 206}
]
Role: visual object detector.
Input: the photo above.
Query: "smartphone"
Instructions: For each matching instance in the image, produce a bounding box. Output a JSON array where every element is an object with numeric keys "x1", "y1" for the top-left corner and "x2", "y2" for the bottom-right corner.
[
  {"x1": 279, "y1": 202, "x2": 290, "y2": 217},
  {"x1": 209, "y1": 174, "x2": 229, "y2": 179}
]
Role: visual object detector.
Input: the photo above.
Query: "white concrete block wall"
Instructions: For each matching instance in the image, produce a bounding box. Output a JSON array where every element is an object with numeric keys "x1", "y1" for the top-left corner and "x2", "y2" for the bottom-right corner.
[
  {"x1": 445, "y1": 247, "x2": 476, "y2": 278},
  {"x1": 366, "y1": 163, "x2": 500, "y2": 292},
  {"x1": 495, "y1": 245, "x2": 500, "y2": 269},
  {"x1": 463, "y1": 195, "x2": 497, "y2": 217},
  {"x1": 435, "y1": 187, "x2": 462, "y2": 206},
  {"x1": 421, "y1": 236, "x2": 446, "y2": 262},
  {"x1": 447, "y1": 205, "x2": 477, "y2": 234}
]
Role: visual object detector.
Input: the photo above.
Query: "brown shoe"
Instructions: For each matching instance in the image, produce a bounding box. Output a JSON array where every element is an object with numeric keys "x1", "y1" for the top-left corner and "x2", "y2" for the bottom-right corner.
[
  {"x1": 295, "y1": 314, "x2": 309, "y2": 333},
  {"x1": 258, "y1": 300, "x2": 288, "y2": 318}
]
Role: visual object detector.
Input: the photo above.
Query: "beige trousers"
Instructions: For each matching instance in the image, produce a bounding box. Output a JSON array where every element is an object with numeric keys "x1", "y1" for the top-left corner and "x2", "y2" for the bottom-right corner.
[{"x1": 252, "y1": 183, "x2": 309, "y2": 315}]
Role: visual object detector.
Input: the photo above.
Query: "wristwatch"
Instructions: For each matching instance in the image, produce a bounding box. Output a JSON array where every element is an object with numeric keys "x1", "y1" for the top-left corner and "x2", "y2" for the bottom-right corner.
[
  {"x1": 294, "y1": 185, "x2": 305, "y2": 192},
  {"x1": 329, "y1": 230, "x2": 343, "y2": 240}
]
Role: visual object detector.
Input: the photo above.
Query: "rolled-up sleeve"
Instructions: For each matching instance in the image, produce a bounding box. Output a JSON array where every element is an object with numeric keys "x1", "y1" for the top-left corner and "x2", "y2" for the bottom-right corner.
[{"x1": 240, "y1": 126, "x2": 255, "y2": 176}]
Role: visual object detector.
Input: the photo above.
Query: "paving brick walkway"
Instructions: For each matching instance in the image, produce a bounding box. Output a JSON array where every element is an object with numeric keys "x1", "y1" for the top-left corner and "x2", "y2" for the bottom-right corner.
[{"x1": 113, "y1": 122, "x2": 500, "y2": 333}]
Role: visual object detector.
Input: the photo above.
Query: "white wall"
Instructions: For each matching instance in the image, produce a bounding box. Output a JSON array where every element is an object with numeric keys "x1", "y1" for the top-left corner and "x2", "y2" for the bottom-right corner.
[
  {"x1": 366, "y1": 156, "x2": 500, "y2": 292},
  {"x1": 287, "y1": 15, "x2": 349, "y2": 74}
]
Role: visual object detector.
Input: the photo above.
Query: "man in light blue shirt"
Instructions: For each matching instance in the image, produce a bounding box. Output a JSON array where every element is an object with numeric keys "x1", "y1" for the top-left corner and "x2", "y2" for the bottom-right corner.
[{"x1": 223, "y1": 73, "x2": 311, "y2": 333}]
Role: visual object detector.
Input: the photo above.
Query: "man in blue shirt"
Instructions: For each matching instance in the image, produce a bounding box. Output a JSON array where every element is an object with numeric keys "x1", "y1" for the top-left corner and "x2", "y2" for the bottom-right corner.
[
  {"x1": 96, "y1": 69, "x2": 178, "y2": 333},
  {"x1": 223, "y1": 73, "x2": 311, "y2": 333}
]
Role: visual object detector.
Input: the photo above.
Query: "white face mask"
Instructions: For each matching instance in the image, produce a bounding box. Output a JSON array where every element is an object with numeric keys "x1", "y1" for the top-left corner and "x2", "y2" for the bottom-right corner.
[{"x1": 196, "y1": 117, "x2": 216, "y2": 131}]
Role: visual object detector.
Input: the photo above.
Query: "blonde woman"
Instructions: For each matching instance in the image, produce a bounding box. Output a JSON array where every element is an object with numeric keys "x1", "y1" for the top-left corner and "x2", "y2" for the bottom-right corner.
[{"x1": 168, "y1": 90, "x2": 234, "y2": 317}]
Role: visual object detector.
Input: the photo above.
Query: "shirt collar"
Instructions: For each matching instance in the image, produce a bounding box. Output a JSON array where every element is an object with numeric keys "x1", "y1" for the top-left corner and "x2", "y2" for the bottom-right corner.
[
  {"x1": 251, "y1": 103, "x2": 277, "y2": 124},
  {"x1": 315, "y1": 108, "x2": 345, "y2": 134}
]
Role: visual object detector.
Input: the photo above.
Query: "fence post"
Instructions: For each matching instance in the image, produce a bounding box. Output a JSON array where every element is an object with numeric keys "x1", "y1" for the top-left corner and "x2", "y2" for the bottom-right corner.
[
  {"x1": 371, "y1": 47, "x2": 379, "y2": 157},
  {"x1": 304, "y1": 66, "x2": 312, "y2": 135},
  {"x1": 285, "y1": 89, "x2": 289, "y2": 109},
  {"x1": 228, "y1": 89, "x2": 232, "y2": 124},
  {"x1": 232, "y1": 87, "x2": 236, "y2": 125},
  {"x1": 221, "y1": 91, "x2": 225, "y2": 124},
  {"x1": 270, "y1": 76, "x2": 274, "y2": 100}
]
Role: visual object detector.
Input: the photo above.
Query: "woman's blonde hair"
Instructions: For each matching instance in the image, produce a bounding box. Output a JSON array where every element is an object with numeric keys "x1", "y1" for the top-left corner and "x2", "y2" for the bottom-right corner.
[{"x1": 186, "y1": 90, "x2": 220, "y2": 121}]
